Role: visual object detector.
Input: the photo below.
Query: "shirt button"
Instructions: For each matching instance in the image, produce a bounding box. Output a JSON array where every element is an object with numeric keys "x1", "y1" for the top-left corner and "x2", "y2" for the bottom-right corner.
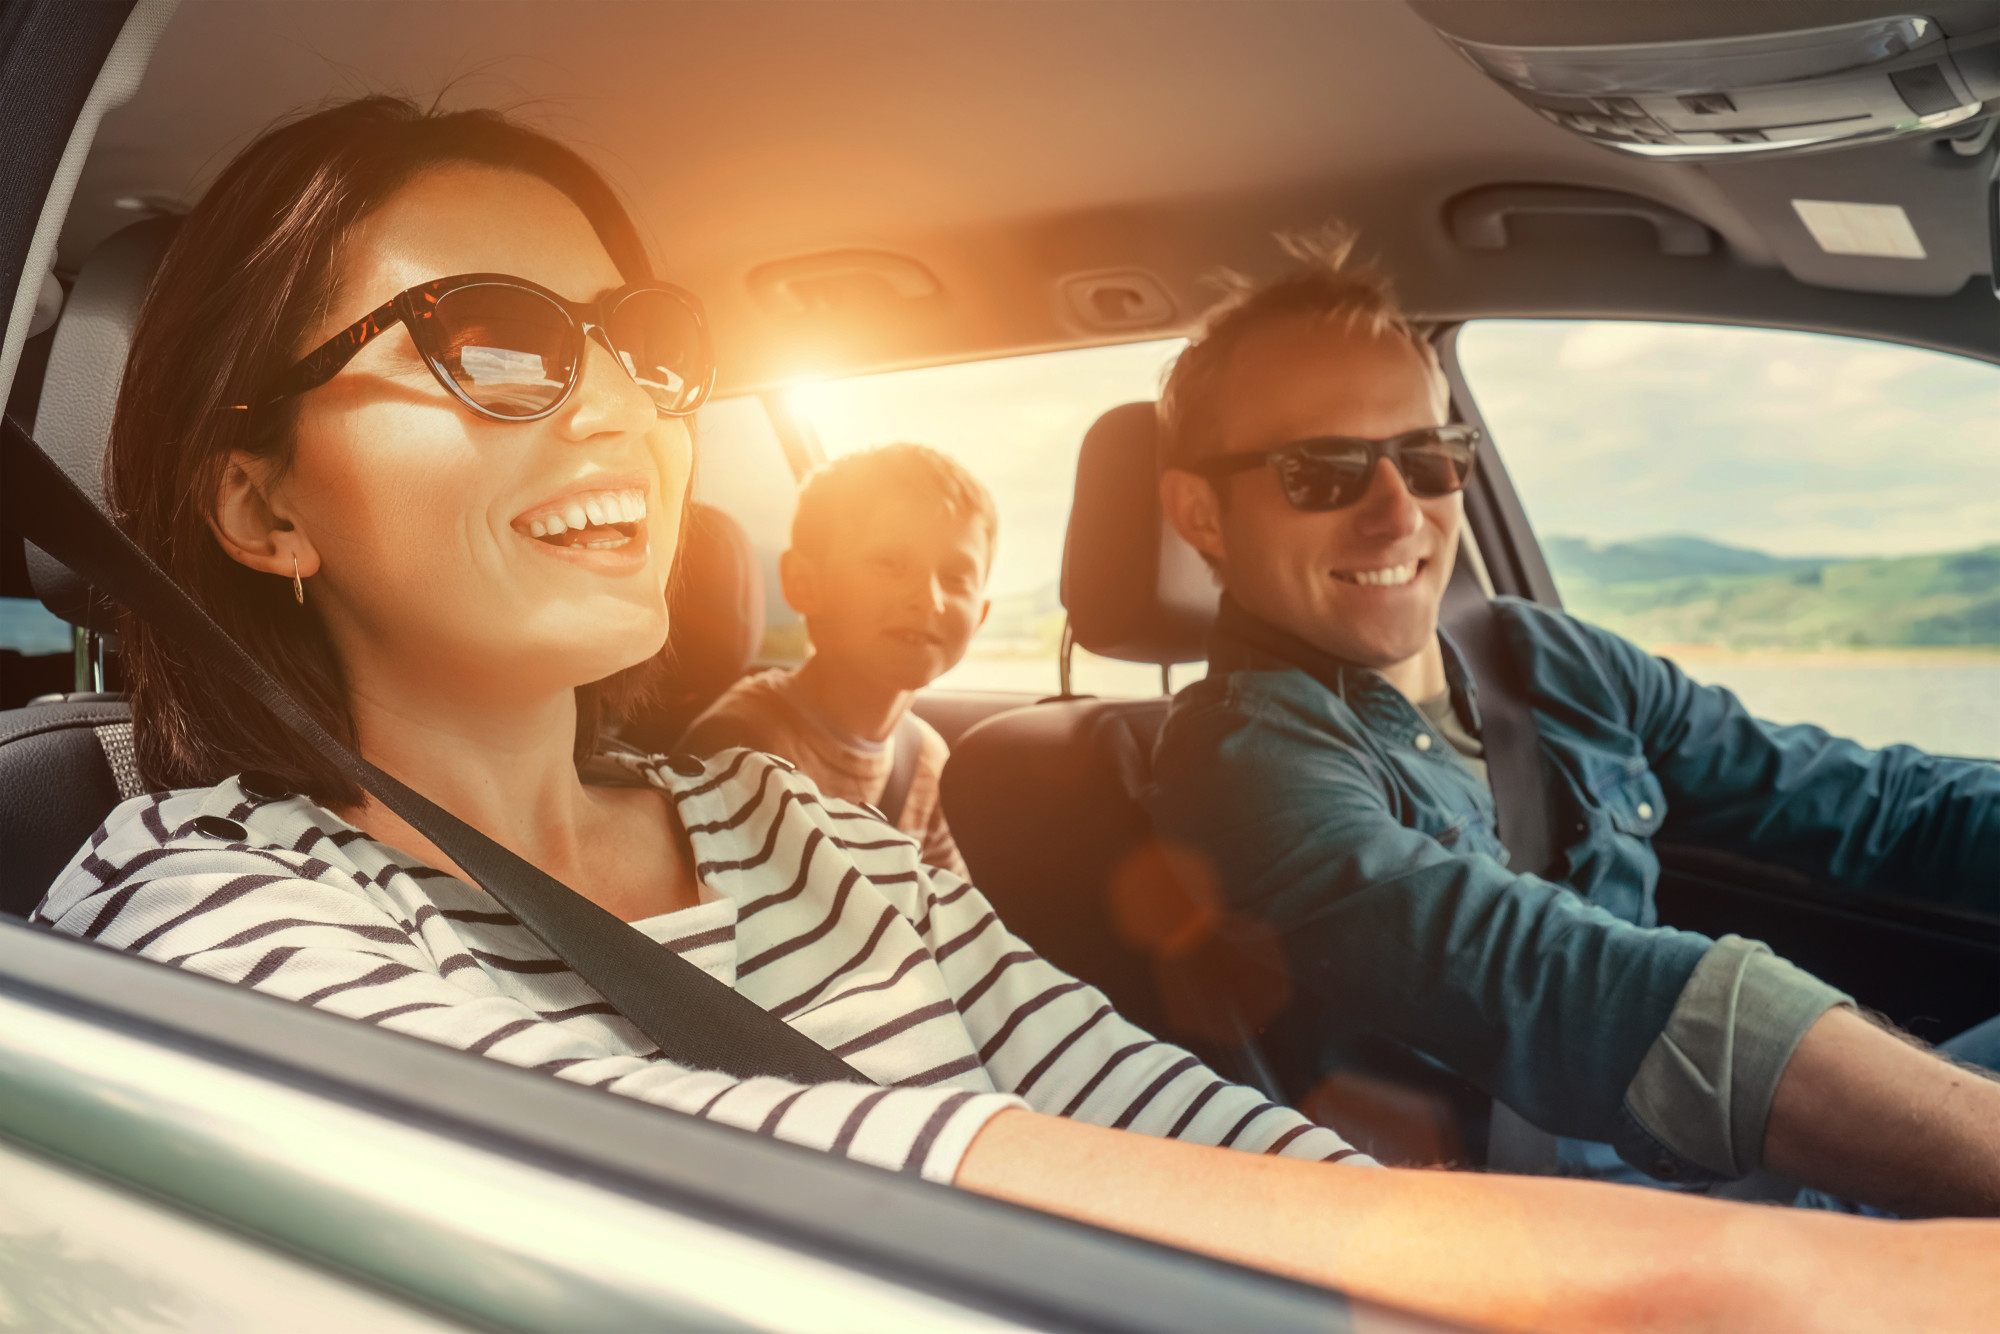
[
  {"x1": 665, "y1": 753, "x2": 706, "y2": 778},
  {"x1": 190, "y1": 815, "x2": 247, "y2": 842},
  {"x1": 1414, "y1": 734, "x2": 1433, "y2": 751},
  {"x1": 1636, "y1": 802, "x2": 1654, "y2": 820},
  {"x1": 238, "y1": 770, "x2": 291, "y2": 802}
]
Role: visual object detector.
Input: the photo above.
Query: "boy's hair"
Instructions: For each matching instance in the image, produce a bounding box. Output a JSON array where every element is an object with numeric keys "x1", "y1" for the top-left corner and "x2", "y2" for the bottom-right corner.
[
  {"x1": 1157, "y1": 223, "x2": 1445, "y2": 472},
  {"x1": 791, "y1": 443, "x2": 998, "y2": 571}
]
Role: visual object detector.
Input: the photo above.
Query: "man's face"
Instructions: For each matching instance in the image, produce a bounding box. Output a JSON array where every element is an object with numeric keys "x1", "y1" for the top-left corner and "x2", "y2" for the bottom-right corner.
[
  {"x1": 783, "y1": 484, "x2": 992, "y2": 692},
  {"x1": 1177, "y1": 317, "x2": 1460, "y2": 673}
]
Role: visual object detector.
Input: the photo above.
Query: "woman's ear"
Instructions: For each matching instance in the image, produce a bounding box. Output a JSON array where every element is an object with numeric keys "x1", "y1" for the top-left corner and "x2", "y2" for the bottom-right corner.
[
  {"x1": 1159, "y1": 468, "x2": 1228, "y2": 570},
  {"x1": 210, "y1": 451, "x2": 320, "y2": 579},
  {"x1": 777, "y1": 547, "x2": 819, "y2": 617}
]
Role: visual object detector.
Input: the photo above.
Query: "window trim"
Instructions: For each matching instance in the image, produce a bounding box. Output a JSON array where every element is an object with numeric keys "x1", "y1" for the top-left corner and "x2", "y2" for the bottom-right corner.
[{"x1": 1434, "y1": 323, "x2": 1563, "y2": 608}]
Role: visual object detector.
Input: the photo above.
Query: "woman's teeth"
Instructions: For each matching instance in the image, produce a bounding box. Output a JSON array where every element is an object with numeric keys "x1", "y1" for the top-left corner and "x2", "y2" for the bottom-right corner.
[
  {"x1": 1337, "y1": 561, "x2": 1420, "y2": 587},
  {"x1": 522, "y1": 489, "x2": 647, "y2": 544}
]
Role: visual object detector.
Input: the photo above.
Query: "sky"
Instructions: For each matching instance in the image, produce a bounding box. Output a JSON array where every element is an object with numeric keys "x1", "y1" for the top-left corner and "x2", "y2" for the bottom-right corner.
[{"x1": 1457, "y1": 320, "x2": 2000, "y2": 559}]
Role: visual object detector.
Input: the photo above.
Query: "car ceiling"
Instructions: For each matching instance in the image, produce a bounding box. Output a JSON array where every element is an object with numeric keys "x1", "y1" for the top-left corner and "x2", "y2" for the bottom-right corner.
[{"x1": 57, "y1": 0, "x2": 2000, "y2": 393}]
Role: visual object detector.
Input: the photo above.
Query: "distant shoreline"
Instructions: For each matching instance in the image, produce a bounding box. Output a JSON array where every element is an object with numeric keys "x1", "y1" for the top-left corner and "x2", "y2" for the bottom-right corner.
[{"x1": 1647, "y1": 644, "x2": 2000, "y2": 667}]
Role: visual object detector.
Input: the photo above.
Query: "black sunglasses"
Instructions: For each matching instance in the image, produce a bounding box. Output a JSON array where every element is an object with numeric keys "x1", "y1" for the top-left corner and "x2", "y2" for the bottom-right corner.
[
  {"x1": 261, "y1": 272, "x2": 716, "y2": 421},
  {"x1": 1185, "y1": 425, "x2": 1482, "y2": 512}
]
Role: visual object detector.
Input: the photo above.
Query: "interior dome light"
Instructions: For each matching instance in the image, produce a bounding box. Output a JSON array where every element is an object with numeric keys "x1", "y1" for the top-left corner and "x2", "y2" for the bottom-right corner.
[{"x1": 1435, "y1": 13, "x2": 2000, "y2": 160}]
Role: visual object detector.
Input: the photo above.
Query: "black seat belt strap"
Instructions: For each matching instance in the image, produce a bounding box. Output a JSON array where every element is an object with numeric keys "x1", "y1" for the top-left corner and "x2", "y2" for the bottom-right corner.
[
  {"x1": 3, "y1": 413, "x2": 864, "y2": 1086},
  {"x1": 1441, "y1": 597, "x2": 1559, "y2": 880},
  {"x1": 878, "y1": 713, "x2": 924, "y2": 827}
]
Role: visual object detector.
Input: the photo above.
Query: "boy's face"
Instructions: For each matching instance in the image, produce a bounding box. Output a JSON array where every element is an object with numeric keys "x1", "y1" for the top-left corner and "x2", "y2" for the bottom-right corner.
[{"x1": 783, "y1": 482, "x2": 992, "y2": 692}]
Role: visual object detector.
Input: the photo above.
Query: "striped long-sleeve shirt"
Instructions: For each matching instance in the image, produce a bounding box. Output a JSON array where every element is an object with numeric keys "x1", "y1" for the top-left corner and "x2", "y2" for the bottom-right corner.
[{"x1": 35, "y1": 746, "x2": 1370, "y2": 1184}]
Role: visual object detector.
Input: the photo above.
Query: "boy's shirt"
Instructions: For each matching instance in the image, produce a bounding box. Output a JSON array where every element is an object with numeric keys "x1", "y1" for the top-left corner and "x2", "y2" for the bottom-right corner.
[{"x1": 683, "y1": 667, "x2": 968, "y2": 878}]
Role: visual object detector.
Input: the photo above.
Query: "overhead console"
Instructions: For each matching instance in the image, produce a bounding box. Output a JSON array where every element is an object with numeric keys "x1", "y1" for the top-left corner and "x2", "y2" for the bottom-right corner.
[{"x1": 1412, "y1": 4, "x2": 2000, "y2": 160}]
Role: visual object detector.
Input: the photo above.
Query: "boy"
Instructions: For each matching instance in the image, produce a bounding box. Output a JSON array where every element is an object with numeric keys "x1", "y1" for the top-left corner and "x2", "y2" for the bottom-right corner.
[{"x1": 683, "y1": 444, "x2": 995, "y2": 877}]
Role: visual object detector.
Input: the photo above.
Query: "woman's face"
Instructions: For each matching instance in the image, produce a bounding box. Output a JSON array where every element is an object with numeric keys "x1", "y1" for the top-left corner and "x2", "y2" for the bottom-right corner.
[{"x1": 270, "y1": 165, "x2": 690, "y2": 705}]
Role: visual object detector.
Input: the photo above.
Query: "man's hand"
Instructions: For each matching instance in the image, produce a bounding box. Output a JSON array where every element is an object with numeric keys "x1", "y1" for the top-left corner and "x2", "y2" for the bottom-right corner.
[{"x1": 1765, "y1": 1006, "x2": 2000, "y2": 1216}]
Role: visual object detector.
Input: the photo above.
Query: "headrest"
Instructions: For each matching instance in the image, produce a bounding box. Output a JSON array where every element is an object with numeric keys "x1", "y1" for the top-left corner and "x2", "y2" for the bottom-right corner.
[
  {"x1": 1059, "y1": 401, "x2": 1218, "y2": 665},
  {"x1": 617, "y1": 500, "x2": 767, "y2": 754},
  {"x1": 28, "y1": 215, "x2": 180, "y2": 627},
  {"x1": 667, "y1": 501, "x2": 765, "y2": 695}
]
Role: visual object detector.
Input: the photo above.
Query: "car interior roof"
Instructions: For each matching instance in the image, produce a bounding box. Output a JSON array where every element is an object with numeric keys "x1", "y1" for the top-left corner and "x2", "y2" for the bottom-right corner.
[{"x1": 56, "y1": 0, "x2": 2000, "y2": 394}]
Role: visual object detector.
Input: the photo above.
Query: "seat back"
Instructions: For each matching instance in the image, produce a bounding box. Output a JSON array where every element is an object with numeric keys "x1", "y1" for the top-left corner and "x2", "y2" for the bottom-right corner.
[
  {"x1": 944, "y1": 404, "x2": 1289, "y2": 1087},
  {"x1": 0, "y1": 700, "x2": 143, "y2": 916}
]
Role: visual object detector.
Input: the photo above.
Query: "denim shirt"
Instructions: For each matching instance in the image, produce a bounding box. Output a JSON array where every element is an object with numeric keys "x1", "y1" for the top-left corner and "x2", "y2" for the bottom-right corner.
[{"x1": 1144, "y1": 595, "x2": 2000, "y2": 1167}]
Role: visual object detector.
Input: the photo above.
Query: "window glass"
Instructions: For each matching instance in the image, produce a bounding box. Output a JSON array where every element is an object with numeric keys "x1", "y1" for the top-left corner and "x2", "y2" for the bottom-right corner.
[
  {"x1": 1456, "y1": 320, "x2": 2000, "y2": 757},
  {"x1": 691, "y1": 394, "x2": 804, "y2": 658},
  {"x1": 0, "y1": 597, "x2": 69, "y2": 657},
  {"x1": 788, "y1": 339, "x2": 1191, "y2": 696}
]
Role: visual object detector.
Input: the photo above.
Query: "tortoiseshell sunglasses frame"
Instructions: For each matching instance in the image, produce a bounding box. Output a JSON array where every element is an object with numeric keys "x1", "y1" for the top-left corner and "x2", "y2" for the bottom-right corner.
[{"x1": 260, "y1": 272, "x2": 716, "y2": 421}]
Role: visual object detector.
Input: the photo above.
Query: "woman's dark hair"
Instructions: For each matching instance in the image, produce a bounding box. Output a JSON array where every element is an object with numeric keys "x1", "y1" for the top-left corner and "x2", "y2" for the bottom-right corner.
[{"x1": 111, "y1": 96, "x2": 665, "y2": 805}]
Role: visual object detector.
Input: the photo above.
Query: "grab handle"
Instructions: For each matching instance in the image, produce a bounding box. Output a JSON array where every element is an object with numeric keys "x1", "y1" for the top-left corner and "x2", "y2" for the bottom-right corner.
[{"x1": 1448, "y1": 185, "x2": 1714, "y2": 256}]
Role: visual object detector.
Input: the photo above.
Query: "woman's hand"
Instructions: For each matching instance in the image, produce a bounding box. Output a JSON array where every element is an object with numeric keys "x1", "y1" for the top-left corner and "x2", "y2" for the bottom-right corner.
[{"x1": 954, "y1": 1107, "x2": 2000, "y2": 1333}]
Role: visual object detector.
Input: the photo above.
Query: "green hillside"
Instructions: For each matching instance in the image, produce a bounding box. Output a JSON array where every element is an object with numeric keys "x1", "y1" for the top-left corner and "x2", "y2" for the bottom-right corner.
[{"x1": 1550, "y1": 537, "x2": 2000, "y2": 650}]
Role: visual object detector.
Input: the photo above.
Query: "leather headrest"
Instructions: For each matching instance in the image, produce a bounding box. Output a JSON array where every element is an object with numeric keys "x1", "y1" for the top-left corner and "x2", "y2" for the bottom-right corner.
[
  {"x1": 666, "y1": 501, "x2": 765, "y2": 698},
  {"x1": 29, "y1": 216, "x2": 180, "y2": 627},
  {"x1": 1059, "y1": 401, "x2": 1218, "y2": 665},
  {"x1": 614, "y1": 499, "x2": 767, "y2": 754}
]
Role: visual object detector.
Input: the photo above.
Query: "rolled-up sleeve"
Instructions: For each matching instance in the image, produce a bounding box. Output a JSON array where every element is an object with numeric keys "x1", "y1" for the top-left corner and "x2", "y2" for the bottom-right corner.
[{"x1": 1625, "y1": 934, "x2": 1852, "y2": 1177}]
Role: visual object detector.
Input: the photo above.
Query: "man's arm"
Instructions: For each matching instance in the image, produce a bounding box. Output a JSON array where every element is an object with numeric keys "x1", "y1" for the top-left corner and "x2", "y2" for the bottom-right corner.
[
  {"x1": 1765, "y1": 1006, "x2": 2000, "y2": 1217},
  {"x1": 957, "y1": 1107, "x2": 2000, "y2": 1334},
  {"x1": 1569, "y1": 613, "x2": 2000, "y2": 909}
]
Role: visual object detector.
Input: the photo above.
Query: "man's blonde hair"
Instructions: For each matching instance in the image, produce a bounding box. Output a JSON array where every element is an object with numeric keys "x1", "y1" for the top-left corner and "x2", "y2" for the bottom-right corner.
[
  {"x1": 1157, "y1": 223, "x2": 1445, "y2": 472},
  {"x1": 791, "y1": 442, "x2": 998, "y2": 571}
]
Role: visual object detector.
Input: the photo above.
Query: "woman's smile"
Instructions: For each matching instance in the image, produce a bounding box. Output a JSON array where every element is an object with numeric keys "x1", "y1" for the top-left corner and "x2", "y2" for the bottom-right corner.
[{"x1": 511, "y1": 472, "x2": 655, "y2": 572}]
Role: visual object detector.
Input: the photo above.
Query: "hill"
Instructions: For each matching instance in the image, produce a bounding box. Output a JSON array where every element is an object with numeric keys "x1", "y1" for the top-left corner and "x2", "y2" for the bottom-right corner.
[
  {"x1": 1543, "y1": 535, "x2": 1823, "y2": 585},
  {"x1": 1550, "y1": 537, "x2": 2000, "y2": 650}
]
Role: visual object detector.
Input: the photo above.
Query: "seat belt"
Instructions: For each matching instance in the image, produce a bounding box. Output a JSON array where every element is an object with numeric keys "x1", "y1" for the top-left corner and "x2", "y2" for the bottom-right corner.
[
  {"x1": 2, "y1": 413, "x2": 865, "y2": 1086},
  {"x1": 1439, "y1": 583, "x2": 1567, "y2": 1173},
  {"x1": 1439, "y1": 594, "x2": 1559, "y2": 880},
  {"x1": 878, "y1": 713, "x2": 924, "y2": 827}
]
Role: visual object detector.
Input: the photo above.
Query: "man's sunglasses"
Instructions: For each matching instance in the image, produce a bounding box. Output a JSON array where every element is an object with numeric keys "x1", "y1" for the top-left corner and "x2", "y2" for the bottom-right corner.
[
  {"x1": 261, "y1": 272, "x2": 716, "y2": 421},
  {"x1": 1185, "y1": 425, "x2": 1482, "y2": 512}
]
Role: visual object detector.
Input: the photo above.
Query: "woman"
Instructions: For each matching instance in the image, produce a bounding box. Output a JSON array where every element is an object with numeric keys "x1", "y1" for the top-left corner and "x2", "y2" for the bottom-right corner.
[{"x1": 34, "y1": 99, "x2": 1998, "y2": 1331}]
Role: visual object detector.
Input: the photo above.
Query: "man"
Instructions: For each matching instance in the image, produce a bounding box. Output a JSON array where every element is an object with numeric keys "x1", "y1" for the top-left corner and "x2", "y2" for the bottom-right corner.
[{"x1": 1143, "y1": 227, "x2": 2000, "y2": 1216}]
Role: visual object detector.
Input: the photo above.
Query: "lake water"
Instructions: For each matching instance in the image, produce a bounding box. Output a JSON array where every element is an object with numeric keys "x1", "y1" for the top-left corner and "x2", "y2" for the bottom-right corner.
[
  {"x1": 939, "y1": 649, "x2": 2000, "y2": 760},
  {"x1": 1654, "y1": 652, "x2": 2000, "y2": 759}
]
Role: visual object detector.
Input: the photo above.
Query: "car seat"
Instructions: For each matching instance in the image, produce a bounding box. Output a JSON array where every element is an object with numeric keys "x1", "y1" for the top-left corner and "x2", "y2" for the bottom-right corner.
[
  {"x1": 940, "y1": 403, "x2": 1292, "y2": 1087},
  {"x1": 617, "y1": 501, "x2": 765, "y2": 755},
  {"x1": 0, "y1": 217, "x2": 762, "y2": 918},
  {"x1": 942, "y1": 401, "x2": 1507, "y2": 1157},
  {"x1": 0, "y1": 217, "x2": 177, "y2": 918}
]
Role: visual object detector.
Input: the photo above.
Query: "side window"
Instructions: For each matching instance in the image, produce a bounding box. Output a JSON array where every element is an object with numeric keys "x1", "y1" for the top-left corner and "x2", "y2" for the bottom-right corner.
[
  {"x1": 787, "y1": 339, "x2": 1189, "y2": 696},
  {"x1": 1455, "y1": 320, "x2": 2000, "y2": 758},
  {"x1": 691, "y1": 395, "x2": 806, "y2": 660}
]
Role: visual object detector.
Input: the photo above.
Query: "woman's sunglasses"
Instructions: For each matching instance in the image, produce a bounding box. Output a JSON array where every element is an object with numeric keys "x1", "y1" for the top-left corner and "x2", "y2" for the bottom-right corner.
[
  {"x1": 259, "y1": 272, "x2": 716, "y2": 421},
  {"x1": 1185, "y1": 425, "x2": 1482, "y2": 512}
]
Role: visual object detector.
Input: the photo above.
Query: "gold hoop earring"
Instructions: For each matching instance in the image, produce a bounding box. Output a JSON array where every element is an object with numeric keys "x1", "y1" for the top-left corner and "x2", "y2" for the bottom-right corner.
[{"x1": 292, "y1": 556, "x2": 305, "y2": 605}]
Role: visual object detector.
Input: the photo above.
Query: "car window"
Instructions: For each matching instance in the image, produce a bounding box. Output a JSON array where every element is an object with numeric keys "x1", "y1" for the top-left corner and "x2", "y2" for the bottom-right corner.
[
  {"x1": 690, "y1": 394, "x2": 806, "y2": 659},
  {"x1": 788, "y1": 339, "x2": 1190, "y2": 696},
  {"x1": 1455, "y1": 320, "x2": 2000, "y2": 758}
]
